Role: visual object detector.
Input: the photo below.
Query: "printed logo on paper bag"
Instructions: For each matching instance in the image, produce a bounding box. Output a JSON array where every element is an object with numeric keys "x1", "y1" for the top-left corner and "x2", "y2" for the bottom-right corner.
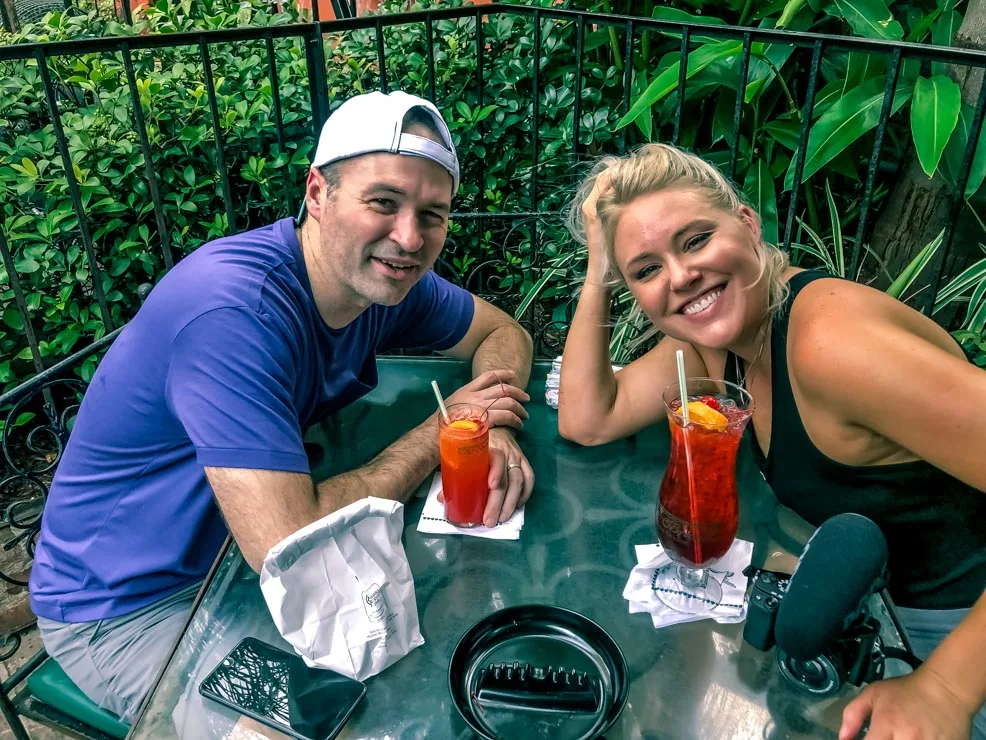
[{"x1": 362, "y1": 583, "x2": 388, "y2": 637}]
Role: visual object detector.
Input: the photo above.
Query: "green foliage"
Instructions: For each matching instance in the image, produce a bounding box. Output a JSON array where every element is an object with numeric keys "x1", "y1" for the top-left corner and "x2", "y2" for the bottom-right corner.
[
  {"x1": 554, "y1": 0, "x2": 986, "y2": 362},
  {"x1": 789, "y1": 198, "x2": 986, "y2": 350},
  {"x1": 955, "y1": 329, "x2": 986, "y2": 367},
  {"x1": 2, "y1": 0, "x2": 641, "y2": 383},
  {"x1": 3, "y1": 0, "x2": 985, "y2": 385},
  {"x1": 2, "y1": 0, "x2": 317, "y2": 392}
]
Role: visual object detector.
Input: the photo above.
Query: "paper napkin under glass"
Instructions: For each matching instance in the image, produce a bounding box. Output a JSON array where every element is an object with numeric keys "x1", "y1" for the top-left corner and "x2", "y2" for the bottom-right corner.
[
  {"x1": 623, "y1": 539, "x2": 754, "y2": 628},
  {"x1": 415, "y1": 471, "x2": 524, "y2": 540}
]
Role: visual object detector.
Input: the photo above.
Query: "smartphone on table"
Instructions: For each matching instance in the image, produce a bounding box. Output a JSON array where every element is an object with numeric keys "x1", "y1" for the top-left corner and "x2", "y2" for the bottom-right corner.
[{"x1": 198, "y1": 637, "x2": 366, "y2": 740}]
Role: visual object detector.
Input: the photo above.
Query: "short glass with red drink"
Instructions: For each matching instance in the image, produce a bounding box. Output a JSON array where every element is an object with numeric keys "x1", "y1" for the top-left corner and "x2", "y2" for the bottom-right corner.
[
  {"x1": 655, "y1": 377, "x2": 754, "y2": 614},
  {"x1": 439, "y1": 403, "x2": 491, "y2": 527}
]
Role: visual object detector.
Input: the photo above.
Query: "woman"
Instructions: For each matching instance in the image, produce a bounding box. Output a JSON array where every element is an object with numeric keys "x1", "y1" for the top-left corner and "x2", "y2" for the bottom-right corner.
[{"x1": 558, "y1": 143, "x2": 986, "y2": 740}]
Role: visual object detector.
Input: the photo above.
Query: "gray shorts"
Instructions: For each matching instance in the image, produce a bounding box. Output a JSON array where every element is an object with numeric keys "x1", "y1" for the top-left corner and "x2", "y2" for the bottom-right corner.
[
  {"x1": 36, "y1": 581, "x2": 201, "y2": 723},
  {"x1": 891, "y1": 604, "x2": 986, "y2": 739}
]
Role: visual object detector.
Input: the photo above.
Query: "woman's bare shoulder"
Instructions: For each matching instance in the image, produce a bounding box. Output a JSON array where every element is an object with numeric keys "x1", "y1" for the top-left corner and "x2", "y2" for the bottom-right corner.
[{"x1": 786, "y1": 274, "x2": 965, "y2": 376}]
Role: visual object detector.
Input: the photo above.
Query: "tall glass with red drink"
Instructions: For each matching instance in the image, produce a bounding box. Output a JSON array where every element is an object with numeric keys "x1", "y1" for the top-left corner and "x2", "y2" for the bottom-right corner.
[
  {"x1": 655, "y1": 378, "x2": 754, "y2": 614},
  {"x1": 439, "y1": 403, "x2": 490, "y2": 527}
]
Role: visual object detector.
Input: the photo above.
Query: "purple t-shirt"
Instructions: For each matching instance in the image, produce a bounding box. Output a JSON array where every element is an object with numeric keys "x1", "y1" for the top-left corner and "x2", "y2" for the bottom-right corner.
[{"x1": 29, "y1": 218, "x2": 474, "y2": 623}]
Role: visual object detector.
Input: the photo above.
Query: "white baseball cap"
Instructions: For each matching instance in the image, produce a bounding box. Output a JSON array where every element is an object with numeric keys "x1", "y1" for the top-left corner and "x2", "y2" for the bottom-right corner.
[{"x1": 310, "y1": 90, "x2": 460, "y2": 194}]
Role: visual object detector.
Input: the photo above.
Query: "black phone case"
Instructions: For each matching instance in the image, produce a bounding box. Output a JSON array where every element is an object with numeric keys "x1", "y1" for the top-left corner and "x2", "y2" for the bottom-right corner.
[{"x1": 198, "y1": 637, "x2": 366, "y2": 740}]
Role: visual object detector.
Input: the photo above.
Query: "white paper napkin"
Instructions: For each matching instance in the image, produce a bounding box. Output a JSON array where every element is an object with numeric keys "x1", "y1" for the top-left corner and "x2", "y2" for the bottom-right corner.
[
  {"x1": 416, "y1": 472, "x2": 524, "y2": 540},
  {"x1": 623, "y1": 539, "x2": 754, "y2": 628}
]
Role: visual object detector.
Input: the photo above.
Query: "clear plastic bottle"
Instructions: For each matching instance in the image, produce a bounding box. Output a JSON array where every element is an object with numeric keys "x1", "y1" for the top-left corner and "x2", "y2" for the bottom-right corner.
[{"x1": 545, "y1": 356, "x2": 562, "y2": 409}]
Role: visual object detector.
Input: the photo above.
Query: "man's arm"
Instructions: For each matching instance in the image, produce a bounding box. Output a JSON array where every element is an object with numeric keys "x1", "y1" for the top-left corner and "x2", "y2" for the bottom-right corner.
[
  {"x1": 445, "y1": 295, "x2": 533, "y2": 391},
  {"x1": 206, "y1": 415, "x2": 439, "y2": 572},
  {"x1": 205, "y1": 365, "x2": 533, "y2": 571}
]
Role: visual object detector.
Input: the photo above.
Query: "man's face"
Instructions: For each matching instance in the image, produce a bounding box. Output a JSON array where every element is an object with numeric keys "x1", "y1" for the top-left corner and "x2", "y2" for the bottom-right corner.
[{"x1": 306, "y1": 150, "x2": 453, "y2": 309}]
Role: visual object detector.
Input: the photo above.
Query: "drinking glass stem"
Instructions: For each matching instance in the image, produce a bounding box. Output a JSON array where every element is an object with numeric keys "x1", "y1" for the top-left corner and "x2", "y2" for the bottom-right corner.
[{"x1": 677, "y1": 566, "x2": 705, "y2": 589}]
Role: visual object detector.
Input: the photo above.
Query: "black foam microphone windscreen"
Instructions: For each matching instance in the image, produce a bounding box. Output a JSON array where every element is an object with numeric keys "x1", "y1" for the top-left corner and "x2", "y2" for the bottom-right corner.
[{"x1": 774, "y1": 513, "x2": 888, "y2": 661}]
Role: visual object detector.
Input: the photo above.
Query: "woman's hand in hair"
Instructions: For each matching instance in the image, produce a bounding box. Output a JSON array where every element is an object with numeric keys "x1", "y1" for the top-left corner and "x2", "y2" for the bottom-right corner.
[{"x1": 581, "y1": 171, "x2": 613, "y2": 283}]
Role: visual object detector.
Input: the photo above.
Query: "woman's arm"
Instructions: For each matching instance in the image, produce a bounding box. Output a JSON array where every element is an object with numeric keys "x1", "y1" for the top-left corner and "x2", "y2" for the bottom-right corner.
[
  {"x1": 557, "y1": 172, "x2": 705, "y2": 445},
  {"x1": 839, "y1": 590, "x2": 986, "y2": 740},
  {"x1": 559, "y1": 330, "x2": 705, "y2": 445}
]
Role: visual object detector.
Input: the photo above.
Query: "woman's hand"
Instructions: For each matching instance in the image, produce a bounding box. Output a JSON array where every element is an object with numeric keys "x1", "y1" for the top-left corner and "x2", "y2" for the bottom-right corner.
[
  {"x1": 839, "y1": 665, "x2": 976, "y2": 740},
  {"x1": 582, "y1": 172, "x2": 613, "y2": 283}
]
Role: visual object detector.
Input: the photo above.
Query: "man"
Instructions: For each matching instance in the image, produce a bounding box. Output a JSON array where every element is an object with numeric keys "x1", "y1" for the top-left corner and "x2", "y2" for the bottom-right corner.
[{"x1": 28, "y1": 90, "x2": 535, "y2": 722}]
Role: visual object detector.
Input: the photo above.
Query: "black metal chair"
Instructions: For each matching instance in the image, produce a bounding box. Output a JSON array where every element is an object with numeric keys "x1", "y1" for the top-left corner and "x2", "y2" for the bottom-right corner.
[
  {"x1": 10, "y1": 0, "x2": 66, "y2": 27},
  {"x1": 0, "y1": 376, "x2": 131, "y2": 739}
]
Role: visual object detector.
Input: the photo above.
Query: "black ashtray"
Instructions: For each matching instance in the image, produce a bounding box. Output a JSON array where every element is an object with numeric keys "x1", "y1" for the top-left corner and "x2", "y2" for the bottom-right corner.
[{"x1": 449, "y1": 605, "x2": 629, "y2": 740}]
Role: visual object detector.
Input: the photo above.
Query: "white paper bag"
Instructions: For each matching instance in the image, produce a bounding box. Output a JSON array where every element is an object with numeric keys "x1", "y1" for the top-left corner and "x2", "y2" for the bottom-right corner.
[{"x1": 259, "y1": 497, "x2": 424, "y2": 681}]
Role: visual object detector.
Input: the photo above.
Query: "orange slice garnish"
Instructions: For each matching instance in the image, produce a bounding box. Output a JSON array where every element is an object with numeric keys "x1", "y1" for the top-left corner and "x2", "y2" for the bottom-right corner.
[
  {"x1": 449, "y1": 419, "x2": 480, "y2": 432},
  {"x1": 677, "y1": 401, "x2": 728, "y2": 430}
]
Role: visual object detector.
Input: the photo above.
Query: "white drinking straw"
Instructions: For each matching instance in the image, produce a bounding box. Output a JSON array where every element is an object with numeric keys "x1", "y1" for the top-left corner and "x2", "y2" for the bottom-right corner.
[
  {"x1": 431, "y1": 380, "x2": 451, "y2": 423},
  {"x1": 675, "y1": 349, "x2": 690, "y2": 425},
  {"x1": 675, "y1": 349, "x2": 702, "y2": 565}
]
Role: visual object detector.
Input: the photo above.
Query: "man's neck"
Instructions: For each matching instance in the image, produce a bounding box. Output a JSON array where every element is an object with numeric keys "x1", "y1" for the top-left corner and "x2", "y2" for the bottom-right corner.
[{"x1": 296, "y1": 219, "x2": 368, "y2": 330}]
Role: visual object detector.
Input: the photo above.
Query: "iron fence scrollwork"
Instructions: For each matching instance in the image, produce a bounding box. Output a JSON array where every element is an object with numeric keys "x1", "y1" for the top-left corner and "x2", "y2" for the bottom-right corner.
[{"x1": 0, "y1": 379, "x2": 87, "y2": 587}]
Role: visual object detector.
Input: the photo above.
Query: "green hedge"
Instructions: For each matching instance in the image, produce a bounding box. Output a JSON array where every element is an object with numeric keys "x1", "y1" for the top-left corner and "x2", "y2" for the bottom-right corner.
[{"x1": 1, "y1": 0, "x2": 636, "y2": 392}]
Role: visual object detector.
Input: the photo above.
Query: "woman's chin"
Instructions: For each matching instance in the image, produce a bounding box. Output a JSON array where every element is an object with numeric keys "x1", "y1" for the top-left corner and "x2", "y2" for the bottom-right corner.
[{"x1": 660, "y1": 316, "x2": 741, "y2": 351}]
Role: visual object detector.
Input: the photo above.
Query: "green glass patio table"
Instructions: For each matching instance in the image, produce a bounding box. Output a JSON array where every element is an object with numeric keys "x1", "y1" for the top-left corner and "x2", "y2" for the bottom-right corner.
[{"x1": 127, "y1": 357, "x2": 907, "y2": 739}]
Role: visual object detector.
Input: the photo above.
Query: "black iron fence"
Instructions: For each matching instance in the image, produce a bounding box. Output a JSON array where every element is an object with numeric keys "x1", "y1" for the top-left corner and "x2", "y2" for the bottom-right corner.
[{"x1": 2, "y1": 4, "x2": 986, "y2": 403}]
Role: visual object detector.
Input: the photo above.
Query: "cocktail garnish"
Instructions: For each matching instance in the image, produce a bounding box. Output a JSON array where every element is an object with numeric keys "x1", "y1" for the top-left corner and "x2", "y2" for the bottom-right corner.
[
  {"x1": 700, "y1": 395, "x2": 721, "y2": 411},
  {"x1": 677, "y1": 401, "x2": 728, "y2": 430}
]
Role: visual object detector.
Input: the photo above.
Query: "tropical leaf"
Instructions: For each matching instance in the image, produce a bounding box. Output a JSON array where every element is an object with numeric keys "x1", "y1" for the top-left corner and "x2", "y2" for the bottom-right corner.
[
  {"x1": 783, "y1": 77, "x2": 913, "y2": 190},
  {"x1": 886, "y1": 228, "x2": 944, "y2": 300},
  {"x1": 906, "y1": 8, "x2": 942, "y2": 43},
  {"x1": 617, "y1": 40, "x2": 743, "y2": 129},
  {"x1": 514, "y1": 268, "x2": 561, "y2": 320},
  {"x1": 743, "y1": 158, "x2": 779, "y2": 246},
  {"x1": 933, "y1": 258, "x2": 986, "y2": 314},
  {"x1": 824, "y1": 180, "x2": 844, "y2": 277},
  {"x1": 842, "y1": 50, "x2": 885, "y2": 96},
  {"x1": 830, "y1": 0, "x2": 904, "y2": 40},
  {"x1": 745, "y1": 43, "x2": 795, "y2": 103},
  {"x1": 943, "y1": 104, "x2": 986, "y2": 197},
  {"x1": 793, "y1": 218, "x2": 838, "y2": 274},
  {"x1": 932, "y1": 7, "x2": 961, "y2": 44},
  {"x1": 712, "y1": 91, "x2": 737, "y2": 146},
  {"x1": 765, "y1": 118, "x2": 801, "y2": 151},
  {"x1": 964, "y1": 276, "x2": 986, "y2": 332},
  {"x1": 911, "y1": 75, "x2": 961, "y2": 178},
  {"x1": 650, "y1": 7, "x2": 727, "y2": 43},
  {"x1": 630, "y1": 68, "x2": 652, "y2": 140},
  {"x1": 777, "y1": 0, "x2": 809, "y2": 28}
]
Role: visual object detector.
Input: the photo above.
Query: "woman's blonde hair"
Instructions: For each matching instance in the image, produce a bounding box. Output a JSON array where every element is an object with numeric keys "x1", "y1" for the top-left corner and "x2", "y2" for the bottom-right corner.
[{"x1": 567, "y1": 143, "x2": 790, "y2": 318}]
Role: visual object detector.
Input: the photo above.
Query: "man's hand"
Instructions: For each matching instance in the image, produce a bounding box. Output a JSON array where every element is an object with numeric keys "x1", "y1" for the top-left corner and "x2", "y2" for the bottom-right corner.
[
  {"x1": 445, "y1": 369, "x2": 529, "y2": 430},
  {"x1": 839, "y1": 667, "x2": 976, "y2": 740},
  {"x1": 484, "y1": 427, "x2": 534, "y2": 527}
]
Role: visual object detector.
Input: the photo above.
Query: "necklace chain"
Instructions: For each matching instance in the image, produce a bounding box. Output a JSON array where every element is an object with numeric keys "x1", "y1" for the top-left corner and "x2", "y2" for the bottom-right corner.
[{"x1": 735, "y1": 323, "x2": 770, "y2": 389}]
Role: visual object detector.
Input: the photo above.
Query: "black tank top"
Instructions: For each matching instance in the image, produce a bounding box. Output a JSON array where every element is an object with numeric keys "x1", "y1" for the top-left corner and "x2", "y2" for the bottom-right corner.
[{"x1": 726, "y1": 270, "x2": 986, "y2": 609}]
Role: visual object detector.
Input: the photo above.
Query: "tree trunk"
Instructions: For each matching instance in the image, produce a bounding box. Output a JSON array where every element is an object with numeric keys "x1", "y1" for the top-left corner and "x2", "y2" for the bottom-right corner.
[{"x1": 870, "y1": 0, "x2": 986, "y2": 285}]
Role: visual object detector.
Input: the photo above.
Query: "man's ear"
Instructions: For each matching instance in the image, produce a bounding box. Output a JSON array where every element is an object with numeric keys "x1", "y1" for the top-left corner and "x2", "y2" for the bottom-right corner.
[
  {"x1": 737, "y1": 204, "x2": 762, "y2": 242},
  {"x1": 304, "y1": 168, "x2": 327, "y2": 224}
]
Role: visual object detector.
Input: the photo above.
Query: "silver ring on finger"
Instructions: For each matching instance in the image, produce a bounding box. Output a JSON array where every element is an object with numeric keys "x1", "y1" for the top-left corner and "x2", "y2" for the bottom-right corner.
[{"x1": 506, "y1": 463, "x2": 522, "y2": 471}]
